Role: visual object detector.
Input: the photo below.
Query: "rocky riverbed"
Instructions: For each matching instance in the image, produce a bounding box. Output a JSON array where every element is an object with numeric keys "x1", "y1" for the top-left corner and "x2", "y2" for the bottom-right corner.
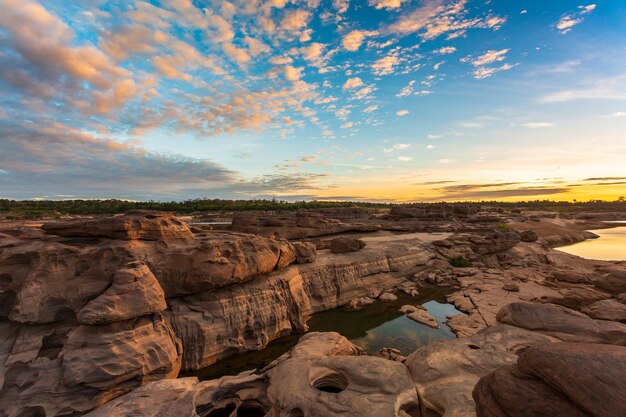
[{"x1": 1, "y1": 205, "x2": 625, "y2": 416}]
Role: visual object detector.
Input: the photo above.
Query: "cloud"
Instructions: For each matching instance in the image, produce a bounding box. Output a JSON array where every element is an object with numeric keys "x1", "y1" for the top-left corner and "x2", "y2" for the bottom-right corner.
[
  {"x1": 280, "y1": 9, "x2": 310, "y2": 32},
  {"x1": 606, "y1": 112, "x2": 626, "y2": 118},
  {"x1": 583, "y1": 177, "x2": 626, "y2": 182},
  {"x1": 384, "y1": 143, "x2": 411, "y2": 153},
  {"x1": 435, "y1": 185, "x2": 570, "y2": 200},
  {"x1": 462, "y1": 49, "x2": 514, "y2": 79},
  {"x1": 434, "y1": 46, "x2": 456, "y2": 55},
  {"x1": 372, "y1": 55, "x2": 400, "y2": 76},
  {"x1": 397, "y1": 156, "x2": 413, "y2": 161},
  {"x1": 368, "y1": 0, "x2": 407, "y2": 10},
  {"x1": 343, "y1": 77, "x2": 364, "y2": 89},
  {"x1": 0, "y1": 0, "x2": 137, "y2": 114},
  {"x1": 521, "y1": 122, "x2": 554, "y2": 128},
  {"x1": 540, "y1": 74, "x2": 626, "y2": 102},
  {"x1": 396, "y1": 109, "x2": 409, "y2": 116},
  {"x1": 0, "y1": 119, "x2": 237, "y2": 199},
  {"x1": 556, "y1": 4, "x2": 596, "y2": 34},
  {"x1": 363, "y1": 105, "x2": 378, "y2": 113},
  {"x1": 342, "y1": 30, "x2": 378, "y2": 52},
  {"x1": 385, "y1": 0, "x2": 506, "y2": 40}
]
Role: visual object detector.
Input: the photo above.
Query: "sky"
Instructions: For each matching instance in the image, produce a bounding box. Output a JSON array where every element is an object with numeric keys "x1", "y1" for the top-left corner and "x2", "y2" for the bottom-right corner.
[{"x1": 0, "y1": 0, "x2": 625, "y2": 202}]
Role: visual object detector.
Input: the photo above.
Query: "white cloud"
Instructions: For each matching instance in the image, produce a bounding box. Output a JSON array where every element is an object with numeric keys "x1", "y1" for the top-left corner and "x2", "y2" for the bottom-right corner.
[
  {"x1": 372, "y1": 55, "x2": 400, "y2": 76},
  {"x1": 426, "y1": 144, "x2": 435, "y2": 149},
  {"x1": 557, "y1": 4, "x2": 596, "y2": 34},
  {"x1": 341, "y1": 121, "x2": 353, "y2": 128},
  {"x1": 363, "y1": 105, "x2": 379, "y2": 113},
  {"x1": 342, "y1": 30, "x2": 378, "y2": 51},
  {"x1": 397, "y1": 156, "x2": 413, "y2": 161},
  {"x1": 385, "y1": 0, "x2": 507, "y2": 40},
  {"x1": 434, "y1": 46, "x2": 456, "y2": 55},
  {"x1": 522, "y1": 122, "x2": 554, "y2": 129},
  {"x1": 438, "y1": 158, "x2": 452, "y2": 164},
  {"x1": 396, "y1": 80, "x2": 415, "y2": 97},
  {"x1": 466, "y1": 49, "x2": 510, "y2": 67},
  {"x1": 396, "y1": 109, "x2": 409, "y2": 116},
  {"x1": 368, "y1": 0, "x2": 407, "y2": 10},
  {"x1": 384, "y1": 143, "x2": 411, "y2": 153},
  {"x1": 607, "y1": 112, "x2": 626, "y2": 118},
  {"x1": 343, "y1": 77, "x2": 364, "y2": 89}
]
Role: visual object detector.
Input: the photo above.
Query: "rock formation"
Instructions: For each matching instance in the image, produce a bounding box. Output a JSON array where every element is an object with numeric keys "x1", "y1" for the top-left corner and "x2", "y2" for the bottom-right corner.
[{"x1": 1, "y1": 207, "x2": 625, "y2": 417}]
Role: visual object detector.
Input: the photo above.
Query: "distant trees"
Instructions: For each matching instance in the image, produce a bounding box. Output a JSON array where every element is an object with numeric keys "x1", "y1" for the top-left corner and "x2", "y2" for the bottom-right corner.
[{"x1": 0, "y1": 197, "x2": 624, "y2": 216}]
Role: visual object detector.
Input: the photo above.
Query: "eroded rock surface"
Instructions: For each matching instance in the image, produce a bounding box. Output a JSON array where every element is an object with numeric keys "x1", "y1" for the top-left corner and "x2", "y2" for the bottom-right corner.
[{"x1": 474, "y1": 343, "x2": 626, "y2": 417}]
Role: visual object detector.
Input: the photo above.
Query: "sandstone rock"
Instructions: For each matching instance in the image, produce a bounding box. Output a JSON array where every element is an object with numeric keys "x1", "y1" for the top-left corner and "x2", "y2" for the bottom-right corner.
[
  {"x1": 293, "y1": 241, "x2": 317, "y2": 264},
  {"x1": 231, "y1": 211, "x2": 378, "y2": 239},
  {"x1": 379, "y1": 291, "x2": 398, "y2": 302},
  {"x1": 42, "y1": 211, "x2": 193, "y2": 240},
  {"x1": 77, "y1": 262, "x2": 166, "y2": 325},
  {"x1": 433, "y1": 231, "x2": 521, "y2": 262},
  {"x1": 406, "y1": 307, "x2": 439, "y2": 329},
  {"x1": 582, "y1": 299, "x2": 626, "y2": 322},
  {"x1": 0, "y1": 313, "x2": 182, "y2": 417},
  {"x1": 399, "y1": 305, "x2": 418, "y2": 314},
  {"x1": 85, "y1": 333, "x2": 417, "y2": 417},
  {"x1": 474, "y1": 343, "x2": 626, "y2": 417},
  {"x1": 406, "y1": 324, "x2": 551, "y2": 417},
  {"x1": 496, "y1": 302, "x2": 626, "y2": 344},
  {"x1": 329, "y1": 236, "x2": 366, "y2": 253},
  {"x1": 375, "y1": 347, "x2": 406, "y2": 362},
  {"x1": 519, "y1": 230, "x2": 538, "y2": 242},
  {"x1": 267, "y1": 347, "x2": 419, "y2": 417},
  {"x1": 502, "y1": 283, "x2": 519, "y2": 292},
  {"x1": 347, "y1": 296, "x2": 375, "y2": 310}
]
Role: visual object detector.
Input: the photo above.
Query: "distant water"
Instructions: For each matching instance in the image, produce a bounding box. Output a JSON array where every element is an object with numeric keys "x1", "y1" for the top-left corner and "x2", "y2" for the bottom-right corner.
[
  {"x1": 557, "y1": 225, "x2": 626, "y2": 261},
  {"x1": 187, "y1": 287, "x2": 463, "y2": 380}
]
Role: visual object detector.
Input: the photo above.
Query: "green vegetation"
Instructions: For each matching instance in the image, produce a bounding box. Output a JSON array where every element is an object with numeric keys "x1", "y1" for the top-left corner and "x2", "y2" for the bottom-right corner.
[
  {"x1": 0, "y1": 198, "x2": 391, "y2": 216},
  {"x1": 449, "y1": 256, "x2": 472, "y2": 268},
  {"x1": 496, "y1": 222, "x2": 509, "y2": 231},
  {"x1": 0, "y1": 198, "x2": 624, "y2": 217}
]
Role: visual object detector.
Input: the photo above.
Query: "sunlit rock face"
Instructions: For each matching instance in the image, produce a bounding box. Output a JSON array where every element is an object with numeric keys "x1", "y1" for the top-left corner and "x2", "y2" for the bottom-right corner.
[
  {"x1": 84, "y1": 332, "x2": 420, "y2": 417},
  {"x1": 0, "y1": 211, "x2": 301, "y2": 417},
  {"x1": 473, "y1": 342, "x2": 626, "y2": 417}
]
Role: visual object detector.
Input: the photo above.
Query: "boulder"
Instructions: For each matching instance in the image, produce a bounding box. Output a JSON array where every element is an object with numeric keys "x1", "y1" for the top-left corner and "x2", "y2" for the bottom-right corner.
[
  {"x1": 406, "y1": 307, "x2": 439, "y2": 329},
  {"x1": 77, "y1": 262, "x2": 166, "y2": 325},
  {"x1": 405, "y1": 324, "x2": 551, "y2": 417},
  {"x1": 474, "y1": 343, "x2": 626, "y2": 417},
  {"x1": 379, "y1": 291, "x2": 398, "y2": 302},
  {"x1": 293, "y1": 241, "x2": 317, "y2": 264},
  {"x1": 582, "y1": 299, "x2": 626, "y2": 322},
  {"x1": 496, "y1": 302, "x2": 626, "y2": 345},
  {"x1": 329, "y1": 237, "x2": 366, "y2": 254},
  {"x1": 42, "y1": 211, "x2": 193, "y2": 240},
  {"x1": 519, "y1": 230, "x2": 538, "y2": 242}
]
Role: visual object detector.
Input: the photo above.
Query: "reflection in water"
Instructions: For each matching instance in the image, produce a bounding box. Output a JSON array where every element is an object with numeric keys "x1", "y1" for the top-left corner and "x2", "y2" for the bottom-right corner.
[
  {"x1": 557, "y1": 226, "x2": 626, "y2": 261},
  {"x1": 188, "y1": 286, "x2": 463, "y2": 380}
]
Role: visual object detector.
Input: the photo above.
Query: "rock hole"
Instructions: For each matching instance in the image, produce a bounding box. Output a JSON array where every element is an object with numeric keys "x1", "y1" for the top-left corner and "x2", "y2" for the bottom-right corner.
[
  {"x1": 0, "y1": 273, "x2": 12, "y2": 286},
  {"x1": 399, "y1": 403, "x2": 421, "y2": 417},
  {"x1": 54, "y1": 307, "x2": 77, "y2": 322},
  {"x1": 236, "y1": 401, "x2": 266, "y2": 417},
  {"x1": 0, "y1": 290, "x2": 16, "y2": 317},
  {"x1": 39, "y1": 334, "x2": 64, "y2": 360},
  {"x1": 467, "y1": 344, "x2": 480, "y2": 350},
  {"x1": 423, "y1": 407, "x2": 443, "y2": 417},
  {"x1": 222, "y1": 249, "x2": 232, "y2": 258},
  {"x1": 204, "y1": 403, "x2": 236, "y2": 417},
  {"x1": 289, "y1": 408, "x2": 304, "y2": 417},
  {"x1": 16, "y1": 406, "x2": 46, "y2": 417},
  {"x1": 312, "y1": 372, "x2": 349, "y2": 393}
]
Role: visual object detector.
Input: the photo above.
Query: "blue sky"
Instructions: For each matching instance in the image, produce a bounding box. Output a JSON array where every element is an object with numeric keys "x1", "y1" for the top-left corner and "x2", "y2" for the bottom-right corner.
[{"x1": 0, "y1": 0, "x2": 625, "y2": 201}]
